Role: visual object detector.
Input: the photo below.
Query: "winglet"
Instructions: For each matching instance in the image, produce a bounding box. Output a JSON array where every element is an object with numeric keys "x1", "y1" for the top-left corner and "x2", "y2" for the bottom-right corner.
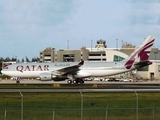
[{"x1": 78, "y1": 59, "x2": 84, "y2": 66}]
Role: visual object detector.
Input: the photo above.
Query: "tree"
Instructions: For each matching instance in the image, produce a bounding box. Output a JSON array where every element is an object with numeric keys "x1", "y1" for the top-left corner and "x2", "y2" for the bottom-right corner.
[
  {"x1": 32, "y1": 57, "x2": 39, "y2": 62},
  {"x1": 11, "y1": 57, "x2": 17, "y2": 61},
  {"x1": 22, "y1": 58, "x2": 24, "y2": 62},
  {"x1": 0, "y1": 57, "x2": 4, "y2": 62},
  {"x1": 25, "y1": 56, "x2": 30, "y2": 62},
  {"x1": 5, "y1": 57, "x2": 11, "y2": 62}
]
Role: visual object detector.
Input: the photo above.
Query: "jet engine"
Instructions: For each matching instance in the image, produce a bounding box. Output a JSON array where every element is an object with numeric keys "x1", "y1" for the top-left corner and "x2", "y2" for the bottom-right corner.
[
  {"x1": 39, "y1": 72, "x2": 67, "y2": 81},
  {"x1": 39, "y1": 72, "x2": 54, "y2": 81}
]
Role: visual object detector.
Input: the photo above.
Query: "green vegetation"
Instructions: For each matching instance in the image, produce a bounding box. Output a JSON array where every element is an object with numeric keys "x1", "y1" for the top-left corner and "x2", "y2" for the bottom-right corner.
[{"x1": 0, "y1": 92, "x2": 159, "y2": 120}]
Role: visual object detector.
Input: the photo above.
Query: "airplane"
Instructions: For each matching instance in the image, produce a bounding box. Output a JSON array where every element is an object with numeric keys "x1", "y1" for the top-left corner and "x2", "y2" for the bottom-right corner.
[{"x1": 1, "y1": 35, "x2": 155, "y2": 84}]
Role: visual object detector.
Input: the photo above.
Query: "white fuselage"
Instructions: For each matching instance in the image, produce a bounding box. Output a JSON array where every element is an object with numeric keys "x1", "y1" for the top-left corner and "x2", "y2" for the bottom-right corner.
[{"x1": 1, "y1": 61, "x2": 133, "y2": 78}]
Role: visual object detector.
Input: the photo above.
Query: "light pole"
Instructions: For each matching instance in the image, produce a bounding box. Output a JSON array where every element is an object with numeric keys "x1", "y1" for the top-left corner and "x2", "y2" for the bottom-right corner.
[
  {"x1": 67, "y1": 40, "x2": 69, "y2": 49},
  {"x1": 91, "y1": 39, "x2": 93, "y2": 51},
  {"x1": 121, "y1": 40, "x2": 123, "y2": 48},
  {"x1": 116, "y1": 39, "x2": 118, "y2": 49},
  {"x1": 15, "y1": 56, "x2": 17, "y2": 62}
]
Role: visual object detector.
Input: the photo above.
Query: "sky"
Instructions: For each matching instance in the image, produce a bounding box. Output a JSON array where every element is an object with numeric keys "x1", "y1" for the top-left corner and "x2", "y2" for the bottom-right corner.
[{"x1": 0, "y1": 0, "x2": 160, "y2": 60}]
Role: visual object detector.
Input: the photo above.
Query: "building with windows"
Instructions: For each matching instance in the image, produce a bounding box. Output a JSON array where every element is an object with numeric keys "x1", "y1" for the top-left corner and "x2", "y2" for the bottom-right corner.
[
  {"x1": 40, "y1": 47, "x2": 89, "y2": 62},
  {"x1": 40, "y1": 39, "x2": 133, "y2": 62}
]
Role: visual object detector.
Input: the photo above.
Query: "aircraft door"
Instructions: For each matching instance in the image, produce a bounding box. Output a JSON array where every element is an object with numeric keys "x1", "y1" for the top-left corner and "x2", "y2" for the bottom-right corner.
[{"x1": 150, "y1": 72, "x2": 154, "y2": 81}]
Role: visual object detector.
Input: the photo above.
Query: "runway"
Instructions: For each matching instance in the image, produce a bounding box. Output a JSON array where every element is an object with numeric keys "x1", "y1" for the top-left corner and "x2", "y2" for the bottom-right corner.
[
  {"x1": 0, "y1": 79, "x2": 160, "y2": 93},
  {"x1": 0, "y1": 88, "x2": 160, "y2": 93},
  {"x1": 1, "y1": 79, "x2": 160, "y2": 85}
]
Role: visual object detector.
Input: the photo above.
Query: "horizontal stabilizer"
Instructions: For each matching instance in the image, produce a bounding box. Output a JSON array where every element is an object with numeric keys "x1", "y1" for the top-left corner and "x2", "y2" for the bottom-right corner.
[{"x1": 134, "y1": 60, "x2": 152, "y2": 68}]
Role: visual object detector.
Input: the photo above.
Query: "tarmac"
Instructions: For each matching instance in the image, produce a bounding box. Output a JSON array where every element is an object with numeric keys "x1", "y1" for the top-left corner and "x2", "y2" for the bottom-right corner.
[
  {"x1": 0, "y1": 79, "x2": 160, "y2": 84},
  {"x1": 0, "y1": 79, "x2": 159, "y2": 93}
]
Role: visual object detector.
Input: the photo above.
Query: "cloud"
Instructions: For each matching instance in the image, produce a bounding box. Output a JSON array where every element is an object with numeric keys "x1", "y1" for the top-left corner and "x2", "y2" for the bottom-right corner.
[
  {"x1": 0, "y1": 0, "x2": 160, "y2": 58},
  {"x1": 0, "y1": 0, "x2": 73, "y2": 38},
  {"x1": 127, "y1": 0, "x2": 160, "y2": 25},
  {"x1": 0, "y1": 0, "x2": 75, "y2": 58}
]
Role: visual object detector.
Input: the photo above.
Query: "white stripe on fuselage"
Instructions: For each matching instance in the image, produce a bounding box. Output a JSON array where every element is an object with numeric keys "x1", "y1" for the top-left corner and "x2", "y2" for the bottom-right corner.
[{"x1": 3, "y1": 68, "x2": 130, "y2": 78}]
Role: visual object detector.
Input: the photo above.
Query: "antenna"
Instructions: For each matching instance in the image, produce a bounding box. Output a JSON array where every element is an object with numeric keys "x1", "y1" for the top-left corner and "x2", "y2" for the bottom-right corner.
[
  {"x1": 91, "y1": 39, "x2": 93, "y2": 51},
  {"x1": 67, "y1": 40, "x2": 69, "y2": 49}
]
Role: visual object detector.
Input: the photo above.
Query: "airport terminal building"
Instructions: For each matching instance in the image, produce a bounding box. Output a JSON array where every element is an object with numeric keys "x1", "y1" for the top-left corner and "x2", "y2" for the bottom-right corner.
[
  {"x1": 40, "y1": 39, "x2": 160, "y2": 80},
  {"x1": 40, "y1": 39, "x2": 134, "y2": 62}
]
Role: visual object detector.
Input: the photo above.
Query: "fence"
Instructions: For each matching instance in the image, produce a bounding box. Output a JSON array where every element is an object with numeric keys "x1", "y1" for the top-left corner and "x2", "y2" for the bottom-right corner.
[
  {"x1": 1, "y1": 107, "x2": 160, "y2": 120},
  {"x1": 0, "y1": 92, "x2": 160, "y2": 120}
]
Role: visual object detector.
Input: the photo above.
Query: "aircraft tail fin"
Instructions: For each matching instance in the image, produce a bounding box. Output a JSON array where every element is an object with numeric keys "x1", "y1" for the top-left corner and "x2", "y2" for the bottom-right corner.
[{"x1": 124, "y1": 35, "x2": 155, "y2": 69}]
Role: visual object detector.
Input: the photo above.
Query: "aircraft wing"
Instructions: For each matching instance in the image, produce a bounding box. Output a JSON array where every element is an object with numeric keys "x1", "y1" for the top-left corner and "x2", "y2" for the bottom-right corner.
[
  {"x1": 52, "y1": 60, "x2": 84, "y2": 75},
  {"x1": 134, "y1": 60, "x2": 152, "y2": 68}
]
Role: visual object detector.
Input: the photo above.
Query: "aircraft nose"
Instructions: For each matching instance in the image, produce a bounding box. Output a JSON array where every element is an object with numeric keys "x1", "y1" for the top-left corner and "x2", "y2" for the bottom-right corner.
[
  {"x1": 1, "y1": 69, "x2": 4, "y2": 74},
  {"x1": 1, "y1": 69, "x2": 7, "y2": 75}
]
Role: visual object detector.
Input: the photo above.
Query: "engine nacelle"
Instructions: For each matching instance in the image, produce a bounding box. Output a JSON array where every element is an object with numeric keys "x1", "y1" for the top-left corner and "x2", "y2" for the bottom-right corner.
[
  {"x1": 39, "y1": 72, "x2": 68, "y2": 81},
  {"x1": 73, "y1": 71, "x2": 92, "y2": 78},
  {"x1": 39, "y1": 72, "x2": 53, "y2": 81}
]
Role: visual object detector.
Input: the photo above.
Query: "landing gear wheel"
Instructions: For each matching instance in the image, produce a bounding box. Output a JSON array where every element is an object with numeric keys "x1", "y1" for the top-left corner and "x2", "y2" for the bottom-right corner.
[
  {"x1": 16, "y1": 77, "x2": 21, "y2": 84},
  {"x1": 73, "y1": 80, "x2": 77, "y2": 84},
  {"x1": 80, "y1": 80, "x2": 84, "y2": 84},
  {"x1": 16, "y1": 80, "x2": 20, "y2": 84},
  {"x1": 67, "y1": 80, "x2": 72, "y2": 84}
]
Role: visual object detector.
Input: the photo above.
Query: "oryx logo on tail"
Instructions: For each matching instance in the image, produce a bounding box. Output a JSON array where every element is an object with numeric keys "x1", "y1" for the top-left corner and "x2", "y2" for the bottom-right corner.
[{"x1": 124, "y1": 36, "x2": 155, "y2": 69}]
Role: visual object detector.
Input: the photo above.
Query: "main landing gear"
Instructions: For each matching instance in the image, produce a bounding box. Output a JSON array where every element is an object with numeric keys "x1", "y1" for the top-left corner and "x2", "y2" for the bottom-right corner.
[
  {"x1": 67, "y1": 78, "x2": 84, "y2": 84},
  {"x1": 15, "y1": 77, "x2": 22, "y2": 84}
]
